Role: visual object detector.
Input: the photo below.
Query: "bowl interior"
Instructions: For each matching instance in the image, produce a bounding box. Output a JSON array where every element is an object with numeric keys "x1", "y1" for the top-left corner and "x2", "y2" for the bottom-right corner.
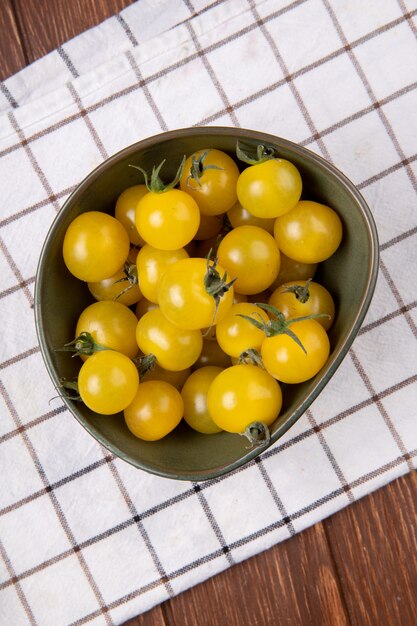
[{"x1": 35, "y1": 128, "x2": 378, "y2": 481}]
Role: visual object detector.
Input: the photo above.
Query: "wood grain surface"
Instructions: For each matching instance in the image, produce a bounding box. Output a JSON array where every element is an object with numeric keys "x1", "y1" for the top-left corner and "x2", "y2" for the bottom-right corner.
[{"x1": 1, "y1": 2, "x2": 416, "y2": 625}]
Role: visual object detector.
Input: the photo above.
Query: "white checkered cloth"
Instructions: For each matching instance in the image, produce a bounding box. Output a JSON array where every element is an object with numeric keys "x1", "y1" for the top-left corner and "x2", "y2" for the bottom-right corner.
[{"x1": 1, "y1": 1, "x2": 416, "y2": 624}]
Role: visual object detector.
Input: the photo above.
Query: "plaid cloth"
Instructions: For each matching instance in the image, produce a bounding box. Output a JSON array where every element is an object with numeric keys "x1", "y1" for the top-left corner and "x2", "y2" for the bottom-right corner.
[{"x1": 1, "y1": 0, "x2": 417, "y2": 624}]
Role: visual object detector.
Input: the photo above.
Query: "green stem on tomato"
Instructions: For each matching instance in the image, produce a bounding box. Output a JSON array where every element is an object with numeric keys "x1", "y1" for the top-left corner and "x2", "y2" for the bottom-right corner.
[
  {"x1": 238, "y1": 302, "x2": 330, "y2": 355},
  {"x1": 55, "y1": 331, "x2": 111, "y2": 357},
  {"x1": 236, "y1": 140, "x2": 276, "y2": 165},
  {"x1": 187, "y1": 149, "x2": 223, "y2": 188},
  {"x1": 281, "y1": 278, "x2": 312, "y2": 304},
  {"x1": 129, "y1": 156, "x2": 186, "y2": 193}
]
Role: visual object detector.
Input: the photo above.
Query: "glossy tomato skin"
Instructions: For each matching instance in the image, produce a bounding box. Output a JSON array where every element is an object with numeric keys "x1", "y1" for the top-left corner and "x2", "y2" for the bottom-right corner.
[
  {"x1": 270, "y1": 252, "x2": 317, "y2": 290},
  {"x1": 75, "y1": 300, "x2": 138, "y2": 359},
  {"x1": 157, "y1": 258, "x2": 234, "y2": 330},
  {"x1": 135, "y1": 297, "x2": 158, "y2": 318},
  {"x1": 207, "y1": 365, "x2": 282, "y2": 433},
  {"x1": 227, "y1": 202, "x2": 275, "y2": 234},
  {"x1": 192, "y1": 338, "x2": 232, "y2": 370},
  {"x1": 135, "y1": 188, "x2": 200, "y2": 250},
  {"x1": 181, "y1": 366, "x2": 224, "y2": 434},
  {"x1": 88, "y1": 266, "x2": 142, "y2": 307},
  {"x1": 115, "y1": 185, "x2": 148, "y2": 245},
  {"x1": 261, "y1": 319, "x2": 330, "y2": 384},
  {"x1": 217, "y1": 225, "x2": 280, "y2": 295},
  {"x1": 215, "y1": 303, "x2": 269, "y2": 358},
  {"x1": 194, "y1": 214, "x2": 224, "y2": 240},
  {"x1": 236, "y1": 159, "x2": 302, "y2": 219},
  {"x1": 274, "y1": 200, "x2": 343, "y2": 263},
  {"x1": 180, "y1": 149, "x2": 239, "y2": 216},
  {"x1": 141, "y1": 364, "x2": 190, "y2": 391},
  {"x1": 63, "y1": 211, "x2": 130, "y2": 282},
  {"x1": 78, "y1": 350, "x2": 139, "y2": 415},
  {"x1": 136, "y1": 307, "x2": 203, "y2": 371},
  {"x1": 136, "y1": 245, "x2": 189, "y2": 303},
  {"x1": 269, "y1": 280, "x2": 335, "y2": 330},
  {"x1": 124, "y1": 381, "x2": 183, "y2": 441}
]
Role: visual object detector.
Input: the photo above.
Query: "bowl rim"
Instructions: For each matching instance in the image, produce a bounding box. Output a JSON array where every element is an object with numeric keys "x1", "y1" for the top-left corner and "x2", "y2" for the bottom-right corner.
[{"x1": 34, "y1": 126, "x2": 379, "y2": 481}]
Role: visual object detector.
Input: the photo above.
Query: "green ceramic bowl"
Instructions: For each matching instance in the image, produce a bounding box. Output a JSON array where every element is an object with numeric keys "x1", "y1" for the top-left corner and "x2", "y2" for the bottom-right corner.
[{"x1": 34, "y1": 127, "x2": 378, "y2": 481}]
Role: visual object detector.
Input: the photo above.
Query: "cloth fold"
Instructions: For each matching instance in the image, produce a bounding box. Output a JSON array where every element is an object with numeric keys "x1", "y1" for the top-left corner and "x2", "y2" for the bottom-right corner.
[{"x1": 1, "y1": 1, "x2": 416, "y2": 624}]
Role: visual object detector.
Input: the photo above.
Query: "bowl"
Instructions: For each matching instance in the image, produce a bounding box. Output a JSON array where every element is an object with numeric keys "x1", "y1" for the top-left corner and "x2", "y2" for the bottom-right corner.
[{"x1": 34, "y1": 127, "x2": 379, "y2": 481}]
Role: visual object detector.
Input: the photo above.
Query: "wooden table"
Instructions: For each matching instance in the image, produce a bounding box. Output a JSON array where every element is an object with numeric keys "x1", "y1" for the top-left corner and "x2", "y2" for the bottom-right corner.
[{"x1": 1, "y1": 2, "x2": 416, "y2": 624}]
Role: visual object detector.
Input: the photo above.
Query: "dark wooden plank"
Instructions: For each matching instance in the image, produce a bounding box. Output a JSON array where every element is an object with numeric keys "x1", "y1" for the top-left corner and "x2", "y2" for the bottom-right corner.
[
  {"x1": 122, "y1": 606, "x2": 169, "y2": 626},
  {"x1": 0, "y1": 0, "x2": 27, "y2": 80},
  {"x1": 325, "y1": 471, "x2": 417, "y2": 626},
  {"x1": 159, "y1": 523, "x2": 349, "y2": 626},
  {"x1": 12, "y1": 0, "x2": 136, "y2": 64}
]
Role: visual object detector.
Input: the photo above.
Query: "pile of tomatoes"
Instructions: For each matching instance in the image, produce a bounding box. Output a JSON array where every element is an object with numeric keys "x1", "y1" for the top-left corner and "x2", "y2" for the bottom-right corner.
[{"x1": 61, "y1": 143, "x2": 342, "y2": 445}]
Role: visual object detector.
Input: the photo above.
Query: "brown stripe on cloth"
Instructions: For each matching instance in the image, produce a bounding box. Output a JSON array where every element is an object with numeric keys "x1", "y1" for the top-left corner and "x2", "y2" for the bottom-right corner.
[
  {"x1": 0, "y1": 236, "x2": 33, "y2": 306},
  {"x1": 0, "y1": 381, "x2": 115, "y2": 626}
]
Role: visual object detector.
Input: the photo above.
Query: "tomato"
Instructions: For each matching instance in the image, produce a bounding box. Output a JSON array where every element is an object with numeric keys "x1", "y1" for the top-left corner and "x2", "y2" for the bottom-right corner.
[
  {"x1": 194, "y1": 214, "x2": 224, "y2": 240},
  {"x1": 207, "y1": 365, "x2": 282, "y2": 433},
  {"x1": 136, "y1": 307, "x2": 203, "y2": 371},
  {"x1": 136, "y1": 245, "x2": 188, "y2": 303},
  {"x1": 236, "y1": 159, "x2": 302, "y2": 219},
  {"x1": 78, "y1": 350, "x2": 139, "y2": 415},
  {"x1": 75, "y1": 301, "x2": 138, "y2": 360},
  {"x1": 135, "y1": 297, "x2": 158, "y2": 319},
  {"x1": 261, "y1": 319, "x2": 330, "y2": 384},
  {"x1": 216, "y1": 303, "x2": 269, "y2": 358},
  {"x1": 179, "y1": 149, "x2": 239, "y2": 215},
  {"x1": 217, "y1": 225, "x2": 280, "y2": 295},
  {"x1": 269, "y1": 280, "x2": 335, "y2": 330},
  {"x1": 192, "y1": 338, "x2": 232, "y2": 370},
  {"x1": 141, "y1": 364, "x2": 190, "y2": 391},
  {"x1": 270, "y1": 252, "x2": 317, "y2": 290},
  {"x1": 157, "y1": 257, "x2": 234, "y2": 330},
  {"x1": 63, "y1": 211, "x2": 130, "y2": 282},
  {"x1": 135, "y1": 188, "x2": 200, "y2": 250},
  {"x1": 274, "y1": 200, "x2": 343, "y2": 263},
  {"x1": 227, "y1": 202, "x2": 275, "y2": 234},
  {"x1": 196, "y1": 235, "x2": 222, "y2": 259},
  {"x1": 124, "y1": 381, "x2": 183, "y2": 441},
  {"x1": 115, "y1": 185, "x2": 148, "y2": 245},
  {"x1": 181, "y1": 367, "x2": 223, "y2": 434},
  {"x1": 88, "y1": 264, "x2": 142, "y2": 307}
]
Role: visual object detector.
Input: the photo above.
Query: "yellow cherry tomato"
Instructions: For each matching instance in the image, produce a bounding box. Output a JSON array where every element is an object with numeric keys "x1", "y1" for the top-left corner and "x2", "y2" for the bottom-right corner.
[
  {"x1": 76, "y1": 301, "x2": 138, "y2": 360},
  {"x1": 236, "y1": 159, "x2": 302, "y2": 219},
  {"x1": 227, "y1": 202, "x2": 275, "y2": 234},
  {"x1": 136, "y1": 308, "x2": 203, "y2": 371},
  {"x1": 78, "y1": 350, "x2": 139, "y2": 415},
  {"x1": 217, "y1": 225, "x2": 280, "y2": 295},
  {"x1": 142, "y1": 364, "x2": 190, "y2": 391},
  {"x1": 274, "y1": 200, "x2": 343, "y2": 263},
  {"x1": 136, "y1": 245, "x2": 188, "y2": 303},
  {"x1": 124, "y1": 381, "x2": 183, "y2": 441},
  {"x1": 192, "y1": 338, "x2": 232, "y2": 370},
  {"x1": 88, "y1": 265, "x2": 142, "y2": 307},
  {"x1": 157, "y1": 257, "x2": 235, "y2": 330},
  {"x1": 115, "y1": 185, "x2": 148, "y2": 245},
  {"x1": 181, "y1": 366, "x2": 224, "y2": 434},
  {"x1": 194, "y1": 213, "x2": 224, "y2": 240},
  {"x1": 269, "y1": 280, "x2": 335, "y2": 331},
  {"x1": 135, "y1": 188, "x2": 200, "y2": 250},
  {"x1": 135, "y1": 297, "x2": 158, "y2": 319},
  {"x1": 207, "y1": 365, "x2": 282, "y2": 433},
  {"x1": 63, "y1": 211, "x2": 130, "y2": 282},
  {"x1": 180, "y1": 149, "x2": 239, "y2": 216},
  {"x1": 270, "y1": 252, "x2": 317, "y2": 290},
  {"x1": 261, "y1": 319, "x2": 330, "y2": 384},
  {"x1": 216, "y1": 303, "x2": 269, "y2": 358}
]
